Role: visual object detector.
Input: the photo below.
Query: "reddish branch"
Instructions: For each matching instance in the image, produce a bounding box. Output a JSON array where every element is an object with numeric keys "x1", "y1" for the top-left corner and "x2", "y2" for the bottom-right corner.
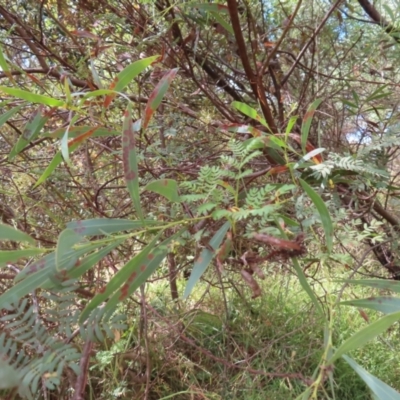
[
  {"x1": 358, "y1": 0, "x2": 400, "y2": 43},
  {"x1": 226, "y1": 0, "x2": 277, "y2": 132},
  {"x1": 72, "y1": 339, "x2": 92, "y2": 400},
  {"x1": 281, "y1": 0, "x2": 344, "y2": 86}
]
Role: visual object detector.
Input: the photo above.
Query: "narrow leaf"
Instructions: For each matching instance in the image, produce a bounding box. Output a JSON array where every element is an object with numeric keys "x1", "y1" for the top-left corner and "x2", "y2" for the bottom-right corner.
[
  {"x1": 341, "y1": 99, "x2": 358, "y2": 108},
  {"x1": 0, "y1": 224, "x2": 35, "y2": 245},
  {"x1": 365, "y1": 85, "x2": 390, "y2": 103},
  {"x1": 231, "y1": 101, "x2": 269, "y2": 129},
  {"x1": 328, "y1": 310, "x2": 400, "y2": 364},
  {"x1": 343, "y1": 355, "x2": 400, "y2": 399},
  {"x1": 103, "y1": 230, "x2": 185, "y2": 317},
  {"x1": 143, "y1": 68, "x2": 179, "y2": 129},
  {"x1": 0, "y1": 267, "x2": 51, "y2": 307},
  {"x1": 0, "y1": 249, "x2": 45, "y2": 268},
  {"x1": 67, "y1": 218, "x2": 158, "y2": 236},
  {"x1": 67, "y1": 240, "x2": 124, "y2": 280},
  {"x1": 341, "y1": 297, "x2": 400, "y2": 314},
  {"x1": 184, "y1": 3, "x2": 229, "y2": 13},
  {"x1": 210, "y1": 11, "x2": 234, "y2": 35},
  {"x1": 122, "y1": 103, "x2": 143, "y2": 219},
  {"x1": 0, "y1": 360, "x2": 21, "y2": 389},
  {"x1": 301, "y1": 99, "x2": 322, "y2": 153},
  {"x1": 35, "y1": 127, "x2": 97, "y2": 187},
  {"x1": 56, "y1": 229, "x2": 83, "y2": 271},
  {"x1": 15, "y1": 241, "x2": 101, "y2": 283},
  {"x1": 220, "y1": 123, "x2": 265, "y2": 137},
  {"x1": 80, "y1": 232, "x2": 163, "y2": 322},
  {"x1": 0, "y1": 86, "x2": 66, "y2": 107},
  {"x1": 9, "y1": 106, "x2": 51, "y2": 159},
  {"x1": 33, "y1": 143, "x2": 77, "y2": 187},
  {"x1": 46, "y1": 125, "x2": 119, "y2": 139},
  {"x1": 292, "y1": 257, "x2": 324, "y2": 316},
  {"x1": 0, "y1": 106, "x2": 23, "y2": 130},
  {"x1": 89, "y1": 59, "x2": 103, "y2": 89},
  {"x1": 145, "y1": 179, "x2": 180, "y2": 202},
  {"x1": 285, "y1": 115, "x2": 298, "y2": 134},
  {"x1": 183, "y1": 221, "x2": 231, "y2": 299},
  {"x1": 299, "y1": 179, "x2": 333, "y2": 253},
  {"x1": 382, "y1": 5, "x2": 395, "y2": 23},
  {"x1": 0, "y1": 44, "x2": 14, "y2": 83},
  {"x1": 343, "y1": 279, "x2": 400, "y2": 294},
  {"x1": 104, "y1": 56, "x2": 158, "y2": 108},
  {"x1": 294, "y1": 148, "x2": 325, "y2": 169}
]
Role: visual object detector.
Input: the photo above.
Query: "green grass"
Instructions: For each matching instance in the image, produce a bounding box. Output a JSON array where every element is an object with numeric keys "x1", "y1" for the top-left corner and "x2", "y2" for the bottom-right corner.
[{"x1": 85, "y1": 269, "x2": 400, "y2": 400}]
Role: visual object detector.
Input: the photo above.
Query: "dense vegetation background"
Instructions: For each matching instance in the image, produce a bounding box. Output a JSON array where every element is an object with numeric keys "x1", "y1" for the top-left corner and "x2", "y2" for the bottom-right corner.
[{"x1": 1, "y1": 0, "x2": 400, "y2": 399}]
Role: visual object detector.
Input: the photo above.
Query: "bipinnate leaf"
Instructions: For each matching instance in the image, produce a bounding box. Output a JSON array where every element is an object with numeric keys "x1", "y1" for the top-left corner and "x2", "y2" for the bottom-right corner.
[
  {"x1": 143, "y1": 68, "x2": 179, "y2": 129},
  {"x1": 343, "y1": 355, "x2": 400, "y2": 399},
  {"x1": 67, "y1": 218, "x2": 158, "y2": 236},
  {"x1": 104, "y1": 55, "x2": 158, "y2": 108},
  {"x1": 328, "y1": 310, "x2": 400, "y2": 364},
  {"x1": 299, "y1": 179, "x2": 333, "y2": 253},
  {"x1": 0, "y1": 224, "x2": 35, "y2": 245},
  {"x1": 301, "y1": 99, "x2": 322, "y2": 153},
  {"x1": 183, "y1": 221, "x2": 231, "y2": 299},
  {"x1": 0, "y1": 362, "x2": 19, "y2": 389},
  {"x1": 145, "y1": 179, "x2": 180, "y2": 202},
  {"x1": 122, "y1": 103, "x2": 143, "y2": 219}
]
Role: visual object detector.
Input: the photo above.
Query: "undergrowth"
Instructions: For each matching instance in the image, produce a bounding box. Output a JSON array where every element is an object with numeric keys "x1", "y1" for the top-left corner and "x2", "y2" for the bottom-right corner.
[{"x1": 81, "y1": 267, "x2": 400, "y2": 400}]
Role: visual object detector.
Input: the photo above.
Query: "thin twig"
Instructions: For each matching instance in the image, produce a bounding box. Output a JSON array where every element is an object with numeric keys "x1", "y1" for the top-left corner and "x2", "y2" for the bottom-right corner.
[{"x1": 73, "y1": 338, "x2": 93, "y2": 400}]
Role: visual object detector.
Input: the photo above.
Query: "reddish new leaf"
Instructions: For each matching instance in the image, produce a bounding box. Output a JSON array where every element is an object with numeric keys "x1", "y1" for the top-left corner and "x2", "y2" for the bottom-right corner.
[
  {"x1": 104, "y1": 56, "x2": 158, "y2": 108},
  {"x1": 70, "y1": 30, "x2": 100, "y2": 40},
  {"x1": 143, "y1": 68, "x2": 179, "y2": 129},
  {"x1": 68, "y1": 127, "x2": 97, "y2": 147}
]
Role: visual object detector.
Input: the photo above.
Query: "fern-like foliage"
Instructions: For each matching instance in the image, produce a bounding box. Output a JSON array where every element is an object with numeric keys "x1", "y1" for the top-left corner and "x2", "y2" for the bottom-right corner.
[
  {"x1": 180, "y1": 140, "x2": 298, "y2": 236},
  {"x1": 0, "y1": 280, "x2": 126, "y2": 399},
  {"x1": 358, "y1": 129, "x2": 400, "y2": 155},
  {"x1": 0, "y1": 297, "x2": 80, "y2": 399},
  {"x1": 309, "y1": 153, "x2": 389, "y2": 183}
]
